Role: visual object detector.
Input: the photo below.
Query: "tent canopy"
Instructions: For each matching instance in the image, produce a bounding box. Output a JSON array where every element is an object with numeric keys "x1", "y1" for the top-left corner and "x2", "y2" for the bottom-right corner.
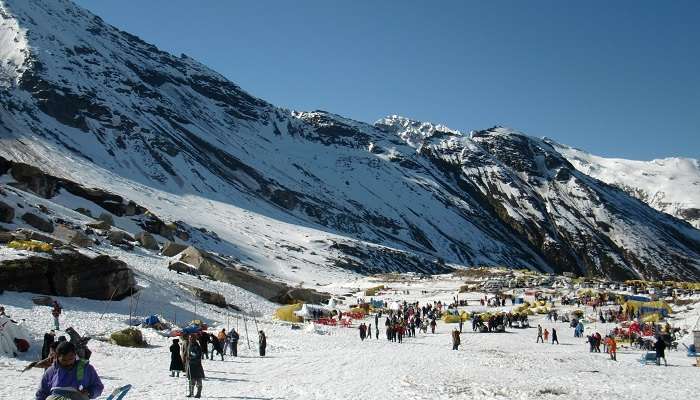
[
  {"x1": 623, "y1": 300, "x2": 672, "y2": 317},
  {"x1": 0, "y1": 315, "x2": 31, "y2": 357},
  {"x1": 293, "y1": 304, "x2": 332, "y2": 319}
]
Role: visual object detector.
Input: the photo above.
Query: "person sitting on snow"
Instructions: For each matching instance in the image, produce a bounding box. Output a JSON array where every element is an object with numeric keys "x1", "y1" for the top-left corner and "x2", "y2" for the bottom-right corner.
[{"x1": 35, "y1": 341, "x2": 104, "y2": 400}]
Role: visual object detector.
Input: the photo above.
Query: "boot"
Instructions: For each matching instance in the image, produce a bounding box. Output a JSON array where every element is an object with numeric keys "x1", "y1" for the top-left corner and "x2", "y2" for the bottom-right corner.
[{"x1": 195, "y1": 386, "x2": 202, "y2": 398}]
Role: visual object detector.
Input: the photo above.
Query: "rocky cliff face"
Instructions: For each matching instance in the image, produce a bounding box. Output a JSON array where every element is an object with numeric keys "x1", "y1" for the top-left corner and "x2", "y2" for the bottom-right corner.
[
  {"x1": 0, "y1": 250, "x2": 136, "y2": 300},
  {"x1": 0, "y1": 0, "x2": 699, "y2": 280}
]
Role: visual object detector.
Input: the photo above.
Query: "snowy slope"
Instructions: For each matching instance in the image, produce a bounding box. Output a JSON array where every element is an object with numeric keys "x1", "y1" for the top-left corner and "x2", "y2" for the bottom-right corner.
[
  {"x1": 551, "y1": 141, "x2": 700, "y2": 229},
  {"x1": 0, "y1": 0, "x2": 699, "y2": 280}
]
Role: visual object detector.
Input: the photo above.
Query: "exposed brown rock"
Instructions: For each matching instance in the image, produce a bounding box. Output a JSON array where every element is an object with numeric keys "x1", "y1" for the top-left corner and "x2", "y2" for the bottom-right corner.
[
  {"x1": 0, "y1": 250, "x2": 136, "y2": 300},
  {"x1": 161, "y1": 241, "x2": 188, "y2": 257},
  {"x1": 21, "y1": 213, "x2": 54, "y2": 233},
  {"x1": 178, "y1": 246, "x2": 330, "y2": 304}
]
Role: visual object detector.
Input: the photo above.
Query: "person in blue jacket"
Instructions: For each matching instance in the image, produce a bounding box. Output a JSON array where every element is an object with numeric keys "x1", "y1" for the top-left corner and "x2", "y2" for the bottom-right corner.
[{"x1": 35, "y1": 341, "x2": 104, "y2": 400}]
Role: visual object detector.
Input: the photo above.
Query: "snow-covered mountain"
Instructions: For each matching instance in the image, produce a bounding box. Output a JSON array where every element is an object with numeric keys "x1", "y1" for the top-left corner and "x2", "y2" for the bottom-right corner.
[
  {"x1": 1, "y1": 0, "x2": 699, "y2": 281},
  {"x1": 550, "y1": 142, "x2": 700, "y2": 229}
]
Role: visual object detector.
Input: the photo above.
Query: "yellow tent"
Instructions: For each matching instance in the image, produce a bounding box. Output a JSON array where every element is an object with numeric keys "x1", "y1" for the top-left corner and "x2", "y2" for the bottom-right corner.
[{"x1": 274, "y1": 303, "x2": 303, "y2": 323}]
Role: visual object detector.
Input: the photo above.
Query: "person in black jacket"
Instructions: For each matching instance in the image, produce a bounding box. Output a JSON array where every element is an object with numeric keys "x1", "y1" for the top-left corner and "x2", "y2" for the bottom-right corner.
[
  {"x1": 227, "y1": 329, "x2": 240, "y2": 357},
  {"x1": 210, "y1": 333, "x2": 224, "y2": 361},
  {"x1": 169, "y1": 338, "x2": 185, "y2": 377},
  {"x1": 41, "y1": 330, "x2": 55, "y2": 360},
  {"x1": 187, "y1": 336, "x2": 205, "y2": 398},
  {"x1": 198, "y1": 332, "x2": 209, "y2": 360},
  {"x1": 258, "y1": 330, "x2": 267, "y2": 357},
  {"x1": 655, "y1": 337, "x2": 667, "y2": 366}
]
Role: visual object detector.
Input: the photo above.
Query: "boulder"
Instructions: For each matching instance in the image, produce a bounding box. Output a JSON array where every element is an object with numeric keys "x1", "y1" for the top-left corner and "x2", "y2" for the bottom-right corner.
[
  {"x1": 107, "y1": 230, "x2": 134, "y2": 246},
  {"x1": 0, "y1": 231, "x2": 15, "y2": 243},
  {"x1": 161, "y1": 241, "x2": 188, "y2": 257},
  {"x1": 276, "y1": 287, "x2": 333, "y2": 305},
  {"x1": 86, "y1": 220, "x2": 111, "y2": 230},
  {"x1": 9, "y1": 163, "x2": 59, "y2": 198},
  {"x1": 31, "y1": 295, "x2": 54, "y2": 306},
  {"x1": 175, "y1": 229, "x2": 190, "y2": 241},
  {"x1": 74, "y1": 208, "x2": 93, "y2": 217},
  {"x1": 69, "y1": 231, "x2": 92, "y2": 248},
  {"x1": 0, "y1": 250, "x2": 136, "y2": 300},
  {"x1": 14, "y1": 229, "x2": 63, "y2": 245},
  {"x1": 21, "y1": 213, "x2": 54, "y2": 233},
  {"x1": 139, "y1": 213, "x2": 175, "y2": 240},
  {"x1": 124, "y1": 201, "x2": 139, "y2": 216},
  {"x1": 178, "y1": 246, "x2": 330, "y2": 304},
  {"x1": 97, "y1": 212, "x2": 114, "y2": 227},
  {"x1": 180, "y1": 284, "x2": 227, "y2": 308},
  {"x1": 135, "y1": 231, "x2": 158, "y2": 250},
  {"x1": 52, "y1": 225, "x2": 91, "y2": 247},
  {"x1": 110, "y1": 328, "x2": 147, "y2": 347},
  {"x1": 167, "y1": 261, "x2": 199, "y2": 275},
  {"x1": 0, "y1": 201, "x2": 15, "y2": 223}
]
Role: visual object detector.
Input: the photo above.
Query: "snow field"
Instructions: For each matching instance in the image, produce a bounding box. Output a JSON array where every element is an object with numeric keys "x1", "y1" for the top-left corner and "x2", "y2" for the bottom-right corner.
[{"x1": 1, "y1": 259, "x2": 698, "y2": 400}]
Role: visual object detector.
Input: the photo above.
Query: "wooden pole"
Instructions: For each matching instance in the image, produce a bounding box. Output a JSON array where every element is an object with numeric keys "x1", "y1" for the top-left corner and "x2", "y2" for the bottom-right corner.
[
  {"x1": 249, "y1": 303, "x2": 260, "y2": 332},
  {"x1": 128, "y1": 287, "x2": 133, "y2": 324},
  {"x1": 242, "y1": 317, "x2": 251, "y2": 350},
  {"x1": 99, "y1": 287, "x2": 119, "y2": 320}
]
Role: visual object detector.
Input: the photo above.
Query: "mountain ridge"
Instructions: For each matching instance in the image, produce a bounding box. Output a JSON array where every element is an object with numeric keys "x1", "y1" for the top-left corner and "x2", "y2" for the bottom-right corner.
[{"x1": 1, "y1": 0, "x2": 699, "y2": 281}]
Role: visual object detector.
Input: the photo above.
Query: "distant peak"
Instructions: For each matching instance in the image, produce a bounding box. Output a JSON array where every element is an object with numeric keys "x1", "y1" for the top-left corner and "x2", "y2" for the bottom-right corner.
[{"x1": 374, "y1": 115, "x2": 464, "y2": 147}]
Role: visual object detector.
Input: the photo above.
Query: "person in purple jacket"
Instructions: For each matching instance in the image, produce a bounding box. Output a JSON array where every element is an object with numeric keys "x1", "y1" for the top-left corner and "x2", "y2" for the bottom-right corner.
[{"x1": 36, "y1": 341, "x2": 104, "y2": 400}]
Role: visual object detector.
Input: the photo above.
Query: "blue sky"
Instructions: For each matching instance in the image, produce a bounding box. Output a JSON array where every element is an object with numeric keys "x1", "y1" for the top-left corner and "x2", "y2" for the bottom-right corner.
[{"x1": 74, "y1": 0, "x2": 699, "y2": 160}]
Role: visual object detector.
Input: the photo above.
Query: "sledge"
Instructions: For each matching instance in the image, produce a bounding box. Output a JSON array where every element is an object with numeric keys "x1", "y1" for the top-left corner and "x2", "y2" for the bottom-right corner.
[
  {"x1": 682, "y1": 343, "x2": 697, "y2": 357},
  {"x1": 104, "y1": 384, "x2": 132, "y2": 400},
  {"x1": 640, "y1": 351, "x2": 657, "y2": 365}
]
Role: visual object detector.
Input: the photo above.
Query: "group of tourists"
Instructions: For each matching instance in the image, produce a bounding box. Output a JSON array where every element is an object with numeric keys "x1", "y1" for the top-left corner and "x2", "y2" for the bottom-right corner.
[
  {"x1": 168, "y1": 329, "x2": 267, "y2": 397},
  {"x1": 535, "y1": 324, "x2": 559, "y2": 344},
  {"x1": 4, "y1": 300, "x2": 272, "y2": 399},
  {"x1": 354, "y1": 300, "x2": 445, "y2": 343}
]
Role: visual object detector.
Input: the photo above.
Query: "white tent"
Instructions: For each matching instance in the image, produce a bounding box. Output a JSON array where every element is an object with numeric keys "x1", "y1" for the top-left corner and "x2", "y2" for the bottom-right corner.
[
  {"x1": 294, "y1": 304, "x2": 332, "y2": 320},
  {"x1": 327, "y1": 298, "x2": 338, "y2": 309},
  {"x1": 0, "y1": 315, "x2": 31, "y2": 357}
]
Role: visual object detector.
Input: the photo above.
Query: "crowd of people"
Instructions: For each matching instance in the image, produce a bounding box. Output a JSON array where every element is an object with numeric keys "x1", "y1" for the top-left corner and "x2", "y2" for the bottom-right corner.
[
  {"x1": 1, "y1": 284, "x2": 686, "y2": 399},
  {"x1": 169, "y1": 328, "x2": 267, "y2": 397},
  {"x1": 0, "y1": 301, "x2": 274, "y2": 399}
]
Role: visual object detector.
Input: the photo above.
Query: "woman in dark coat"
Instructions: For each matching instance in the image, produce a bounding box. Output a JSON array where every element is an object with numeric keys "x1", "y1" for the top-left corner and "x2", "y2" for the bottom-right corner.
[
  {"x1": 258, "y1": 331, "x2": 267, "y2": 357},
  {"x1": 187, "y1": 336, "x2": 205, "y2": 398},
  {"x1": 169, "y1": 338, "x2": 185, "y2": 377}
]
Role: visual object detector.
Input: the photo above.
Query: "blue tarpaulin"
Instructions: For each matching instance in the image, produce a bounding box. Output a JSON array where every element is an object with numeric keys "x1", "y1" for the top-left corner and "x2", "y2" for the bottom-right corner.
[
  {"x1": 370, "y1": 299, "x2": 385, "y2": 308},
  {"x1": 181, "y1": 324, "x2": 202, "y2": 335},
  {"x1": 143, "y1": 315, "x2": 160, "y2": 326}
]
